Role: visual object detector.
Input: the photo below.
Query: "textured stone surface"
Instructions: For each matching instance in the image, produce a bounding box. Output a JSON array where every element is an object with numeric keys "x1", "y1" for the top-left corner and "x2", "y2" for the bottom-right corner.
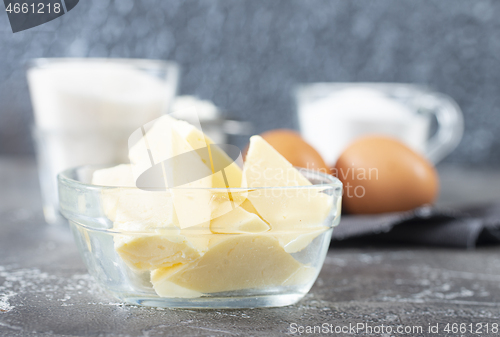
[
  {"x1": 1, "y1": 157, "x2": 500, "y2": 336},
  {"x1": 1, "y1": 1, "x2": 500, "y2": 165}
]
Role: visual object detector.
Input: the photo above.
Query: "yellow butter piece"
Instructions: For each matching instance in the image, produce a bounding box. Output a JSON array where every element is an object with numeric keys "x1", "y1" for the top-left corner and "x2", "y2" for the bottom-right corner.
[
  {"x1": 177, "y1": 222, "x2": 212, "y2": 255},
  {"x1": 92, "y1": 164, "x2": 208, "y2": 270},
  {"x1": 242, "y1": 136, "x2": 333, "y2": 252},
  {"x1": 210, "y1": 206, "x2": 270, "y2": 234},
  {"x1": 107, "y1": 188, "x2": 199, "y2": 271},
  {"x1": 240, "y1": 198, "x2": 259, "y2": 214},
  {"x1": 109, "y1": 195, "x2": 209, "y2": 271},
  {"x1": 207, "y1": 189, "x2": 249, "y2": 221},
  {"x1": 92, "y1": 164, "x2": 136, "y2": 187},
  {"x1": 151, "y1": 235, "x2": 315, "y2": 294},
  {"x1": 276, "y1": 227, "x2": 328, "y2": 254},
  {"x1": 174, "y1": 119, "x2": 242, "y2": 188},
  {"x1": 99, "y1": 188, "x2": 121, "y2": 222},
  {"x1": 114, "y1": 232, "x2": 200, "y2": 271},
  {"x1": 129, "y1": 117, "x2": 213, "y2": 229},
  {"x1": 129, "y1": 115, "x2": 242, "y2": 189},
  {"x1": 282, "y1": 265, "x2": 317, "y2": 286},
  {"x1": 92, "y1": 164, "x2": 136, "y2": 222},
  {"x1": 92, "y1": 117, "x2": 241, "y2": 269},
  {"x1": 128, "y1": 115, "x2": 242, "y2": 229},
  {"x1": 151, "y1": 264, "x2": 203, "y2": 298},
  {"x1": 109, "y1": 187, "x2": 211, "y2": 268},
  {"x1": 114, "y1": 189, "x2": 176, "y2": 226},
  {"x1": 171, "y1": 118, "x2": 245, "y2": 224},
  {"x1": 167, "y1": 128, "x2": 213, "y2": 229},
  {"x1": 125, "y1": 117, "x2": 215, "y2": 257}
]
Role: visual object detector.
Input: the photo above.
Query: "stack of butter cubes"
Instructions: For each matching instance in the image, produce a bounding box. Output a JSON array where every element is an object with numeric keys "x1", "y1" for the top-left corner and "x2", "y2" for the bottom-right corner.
[{"x1": 92, "y1": 115, "x2": 333, "y2": 298}]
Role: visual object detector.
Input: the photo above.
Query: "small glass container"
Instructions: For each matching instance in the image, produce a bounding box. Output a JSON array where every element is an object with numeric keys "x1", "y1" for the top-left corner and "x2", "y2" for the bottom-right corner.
[
  {"x1": 295, "y1": 83, "x2": 464, "y2": 166},
  {"x1": 58, "y1": 166, "x2": 342, "y2": 309}
]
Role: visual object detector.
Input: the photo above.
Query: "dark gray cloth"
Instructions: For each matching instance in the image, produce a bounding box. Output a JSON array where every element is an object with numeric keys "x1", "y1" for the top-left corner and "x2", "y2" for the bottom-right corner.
[{"x1": 332, "y1": 204, "x2": 500, "y2": 248}]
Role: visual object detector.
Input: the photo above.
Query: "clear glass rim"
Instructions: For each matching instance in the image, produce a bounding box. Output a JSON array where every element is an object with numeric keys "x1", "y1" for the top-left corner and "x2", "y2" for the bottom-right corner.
[
  {"x1": 26, "y1": 57, "x2": 179, "y2": 72},
  {"x1": 59, "y1": 165, "x2": 342, "y2": 234},
  {"x1": 73, "y1": 224, "x2": 337, "y2": 235},
  {"x1": 58, "y1": 165, "x2": 343, "y2": 192},
  {"x1": 294, "y1": 82, "x2": 436, "y2": 103},
  {"x1": 295, "y1": 81, "x2": 432, "y2": 93},
  {"x1": 30, "y1": 119, "x2": 253, "y2": 135}
]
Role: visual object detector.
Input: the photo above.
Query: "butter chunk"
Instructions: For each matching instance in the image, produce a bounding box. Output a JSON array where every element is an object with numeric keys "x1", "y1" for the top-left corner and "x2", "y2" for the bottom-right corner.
[
  {"x1": 128, "y1": 115, "x2": 241, "y2": 229},
  {"x1": 92, "y1": 164, "x2": 135, "y2": 187},
  {"x1": 92, "y1": 165, "x2": 204, "y2": 270},
  {"x1": 208, "y1": 190, "x2": 249, "y2": 223},
  {"x1": 108, "y1": 188, "x2": 209, "y2": 270},
  {"x1": 92, "y1": 164, "x2": 136, "y2": 222},
  {"x1": 242, "y1": 136, "x2": 333, "y2": 252},
  {"x1": 114, "y1": 189, "x2": 176, "y2": 226},
  {"x1": 282, "y1": 265, "x2": 317, "y2": 286},
  {"x1": 110, "y1": 196, "x2": 208, "y2": 271},
  {"x1": 174, "y1": 119, "x2": 242, "y2": 188},
  {"x1": 275, "y1": 227, "x2": 328, "y2": 255},
  {"x1": 151, "y1": 235, "x2": 314, "y2": 294},
  {"x1": 114, "y1": 232, "x2": 200, "y2": 271},
  {"x1": 129, "y1": 115, "x2": 242, "y2": 189},
  {"x1": 210, "y1": 206, "x2": 270, "y2": 234},
  {"x1": 130, "y1": 117, "x2": 213, "y2": 229},
  {"x1": 178, "y1": 223, "x2": 212, "y2": 255},
  {"x1": 151, "y1": 265, "x2": 203, "y2": 298}
]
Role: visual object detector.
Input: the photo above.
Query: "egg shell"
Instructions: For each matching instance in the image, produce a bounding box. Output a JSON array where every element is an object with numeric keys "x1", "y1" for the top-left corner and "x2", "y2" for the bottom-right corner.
[
  {"x1": 246, "y1": 129, "x2": 329, "y2": 172},
  {"x1": 334, "y1": 136, "x2": 439, "y2": 214}
]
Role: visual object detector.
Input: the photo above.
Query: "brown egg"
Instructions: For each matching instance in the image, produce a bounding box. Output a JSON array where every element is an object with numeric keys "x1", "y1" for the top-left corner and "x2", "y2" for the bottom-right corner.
[
  {"x1": 245, "y1": 129, "x2": 329, "y2": 172},
  {"x1": 334, "y1": 136, "x2": 439, "y2": 214}
]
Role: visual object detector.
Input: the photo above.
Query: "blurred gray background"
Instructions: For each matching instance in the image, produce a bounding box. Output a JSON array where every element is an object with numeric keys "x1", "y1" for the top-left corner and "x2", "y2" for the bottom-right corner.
[{"x1": 0, "y1": 0, "x2": 499, "y2": 166}]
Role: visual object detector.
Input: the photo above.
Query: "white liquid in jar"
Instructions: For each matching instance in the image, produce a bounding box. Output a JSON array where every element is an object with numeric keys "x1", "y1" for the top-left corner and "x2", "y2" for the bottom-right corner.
[
  {"x1": 28, "y1": 61, "x2": 176, "y2": 223},
  {"x1": 298, "y1": 87, "x2": 430, "y2": 166}
]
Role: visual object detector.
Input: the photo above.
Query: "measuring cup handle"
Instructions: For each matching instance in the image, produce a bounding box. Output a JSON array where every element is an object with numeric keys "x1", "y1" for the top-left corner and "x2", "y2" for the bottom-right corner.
[{"x1": 424, "y1": 93, "x2": 464, "y2": 163}]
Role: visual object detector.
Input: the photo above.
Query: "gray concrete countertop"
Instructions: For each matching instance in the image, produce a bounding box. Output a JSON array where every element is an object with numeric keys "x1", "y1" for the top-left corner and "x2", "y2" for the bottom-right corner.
[{"x1": 1, "y1": 157, "x2": 500, "y2": 337}]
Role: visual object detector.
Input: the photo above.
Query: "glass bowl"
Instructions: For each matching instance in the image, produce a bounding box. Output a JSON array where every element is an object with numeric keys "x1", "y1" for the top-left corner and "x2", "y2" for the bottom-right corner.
[{"x1": 58, "y1": 165, "x2": 342, "y2": 309}]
